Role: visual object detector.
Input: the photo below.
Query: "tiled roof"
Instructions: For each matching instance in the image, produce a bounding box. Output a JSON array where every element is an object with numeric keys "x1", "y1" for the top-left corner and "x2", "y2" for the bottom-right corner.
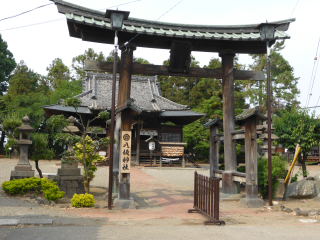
[
  {"x1": 51, "y1": 0, "x2": 294, "y2": 53},
  {"x1": 203, "y1": 117, "x2": 223, "y2": 128},
  {"x1": 53, "y1": 0, "x2": 293, "y2": 41},
  {"x1": 235, "y1": 106, "x2": 267, "y2": 121},
  {"x1": 80, "y1": 73, "x2": 190, "y2": 112}
]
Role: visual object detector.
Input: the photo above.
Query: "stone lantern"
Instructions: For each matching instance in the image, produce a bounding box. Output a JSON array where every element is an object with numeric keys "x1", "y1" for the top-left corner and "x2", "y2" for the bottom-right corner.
[
  {"x1": 10, "y1": 115, "x2": 34, "y2": 180},
  {"x1": 62, "y1": 116, "x2": 80, "y2": 152},
  {"x1": 53, "y1": 116, "x2": 85, "y2": 196}
]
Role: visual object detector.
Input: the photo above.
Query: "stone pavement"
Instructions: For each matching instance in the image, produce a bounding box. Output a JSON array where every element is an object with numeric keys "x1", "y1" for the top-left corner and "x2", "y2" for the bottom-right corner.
[{"x1": 1, "y1": 159, "x2": 320, "y2": 239}]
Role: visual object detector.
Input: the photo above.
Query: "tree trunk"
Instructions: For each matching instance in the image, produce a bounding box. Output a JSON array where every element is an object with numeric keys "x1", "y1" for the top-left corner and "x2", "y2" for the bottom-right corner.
[
  {"x1": 84, "y1": 167, "x2": 90, "y2": 193},
  {"x1": 35, "y1": 160, "x2": 43, "y2": 178},
  {"x1": 301, "y1": 152, "x2": 308, "y2": 178},
  {"x1": 0, "y1": 131, "x2": 5, "y2": 154}
]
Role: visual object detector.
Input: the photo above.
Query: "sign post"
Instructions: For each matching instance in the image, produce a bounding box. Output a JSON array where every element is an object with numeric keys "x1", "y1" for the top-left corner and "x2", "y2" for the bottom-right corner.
[{"x1": 120, "y1": 131, "x2": 132, "y2": 174}]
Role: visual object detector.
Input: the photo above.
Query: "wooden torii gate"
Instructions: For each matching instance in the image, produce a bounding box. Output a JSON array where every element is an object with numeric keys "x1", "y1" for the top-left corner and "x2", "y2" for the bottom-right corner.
[
  {"x1": 86, "y1": 49, "x2": 263, "y2": 200},
  {"x1": 52, "y1": 0, "x2": 294, "y2": 204}
]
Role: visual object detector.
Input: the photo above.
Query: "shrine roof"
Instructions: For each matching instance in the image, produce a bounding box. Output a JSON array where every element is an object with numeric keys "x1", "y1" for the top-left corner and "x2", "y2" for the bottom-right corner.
[
  {"x1": 42, "y1": 73, "x2": 204, "y2": 125},
  {"x1": 80, "y1": 73, "x2": 190, "y2": 112},
  {"x1": 41, "y1": 104, "x2": 92, "y2": 117},
  {"x1": 51, "y1": 0, "x2": 295, "y2": 54},
  {"x1": 235, "y1": 106, "x2": 267, "y2": 121},
  {"x1": 159, "y1": 110, "x2": 205, "y2": 125},
  {"x1": 203, "y1": 117, "x2": 223, "y2": 128}
]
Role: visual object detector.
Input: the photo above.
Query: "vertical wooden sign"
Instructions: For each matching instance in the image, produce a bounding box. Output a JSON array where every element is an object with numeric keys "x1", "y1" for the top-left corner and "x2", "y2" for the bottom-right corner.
[{"x1": 120, "y1": 131, "x2": 131, "y2": 173}]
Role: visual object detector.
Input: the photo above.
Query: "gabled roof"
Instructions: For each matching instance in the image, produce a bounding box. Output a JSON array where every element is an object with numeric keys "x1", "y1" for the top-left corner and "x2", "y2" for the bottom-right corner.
[
  {"x1": 235, "y1": 106, "x2": 267, "y2": 122},
  {"x1": 51, "y1": 0, "x2": 294, "y2": 54},
  {"x1": 115, "y1": 98, "x2": 143, "y2": 115},
  {"x1": 81, "y1": 73, "x2": 189, "y2": 112},
  {"x1": 42, "y1": 73, "x2": 204, "y2": 125},
  {"x1": 203, "y1": 117, "x2": 223, "y2": 128}
]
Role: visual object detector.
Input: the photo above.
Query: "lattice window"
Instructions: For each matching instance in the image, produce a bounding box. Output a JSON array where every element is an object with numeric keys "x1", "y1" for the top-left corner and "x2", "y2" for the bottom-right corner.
[{"x1": 162, "y1": 133, "x2": 181, "y2": 142}]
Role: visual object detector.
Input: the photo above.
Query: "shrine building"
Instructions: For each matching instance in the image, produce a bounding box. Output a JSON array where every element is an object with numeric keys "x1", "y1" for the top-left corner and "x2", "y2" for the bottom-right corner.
[{"x1": 42, "y1": 73, "x2": 204, "y2": 165}]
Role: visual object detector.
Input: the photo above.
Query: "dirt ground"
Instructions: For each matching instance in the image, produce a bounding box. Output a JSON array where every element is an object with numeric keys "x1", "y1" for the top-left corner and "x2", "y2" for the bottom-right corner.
[{"x1": 1, "y1": 158, "x2": 320, "y2": 227}]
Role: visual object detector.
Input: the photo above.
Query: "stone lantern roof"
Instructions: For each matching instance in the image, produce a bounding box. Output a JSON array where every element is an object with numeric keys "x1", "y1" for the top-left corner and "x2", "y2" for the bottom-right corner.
[
  {"x1": 62, "y1": 116, "x2": 80, "y2": 134},
  {"x1": 16, "y1": 115, "x2": 34, "y2": 132}
]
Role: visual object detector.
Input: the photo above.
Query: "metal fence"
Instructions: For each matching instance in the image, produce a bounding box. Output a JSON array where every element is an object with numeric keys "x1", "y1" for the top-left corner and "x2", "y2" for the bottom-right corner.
[{"x1": 188, "y1": 171, "x2": 225, "y2": 225}]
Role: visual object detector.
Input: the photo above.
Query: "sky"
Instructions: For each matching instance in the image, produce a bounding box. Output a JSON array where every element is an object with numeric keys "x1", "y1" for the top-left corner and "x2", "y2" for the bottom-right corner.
[{"x1": 0, "y1": 0, "x2": 319, "y2": 114}]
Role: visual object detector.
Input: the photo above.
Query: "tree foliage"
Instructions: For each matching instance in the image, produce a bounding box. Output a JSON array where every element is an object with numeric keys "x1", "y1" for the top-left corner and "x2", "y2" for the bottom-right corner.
[
  {"x1": 246, "y1": 40, "x2": 300, "y2": 114},
  {"x1": 183, "y1": 118, "x2": 209, "y2": 160},
  {"x1": 46, "y1": 58, "x2": 70, "y2": 90},
  {"x1": 48, "y1": 97, "x2": 111, "y2": 193},
  {"x1": 72, "y1": 48, "x2": 106, "y2": 79},
  {"x1": 0, "y1": 34, "x2": 16, "y2": 95},
  {"x1": 273, "y1": 109, "x2": 320, "y2": 176}
]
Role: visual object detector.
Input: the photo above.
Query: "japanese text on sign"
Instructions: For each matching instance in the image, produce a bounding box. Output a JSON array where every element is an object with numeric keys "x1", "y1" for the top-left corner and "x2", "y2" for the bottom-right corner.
[{"x1": 120, "y1": 131, "x2": 131, "y2": 173}]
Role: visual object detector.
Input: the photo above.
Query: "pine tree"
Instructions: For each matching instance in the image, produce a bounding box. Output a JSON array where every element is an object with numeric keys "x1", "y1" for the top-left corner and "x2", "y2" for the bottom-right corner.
[
  {"x1": 72, "y1": 48, "x2": 106, "y2": 79},
  {"x1": 246, "y1": 40, "x2": 300, "y2": 115}
]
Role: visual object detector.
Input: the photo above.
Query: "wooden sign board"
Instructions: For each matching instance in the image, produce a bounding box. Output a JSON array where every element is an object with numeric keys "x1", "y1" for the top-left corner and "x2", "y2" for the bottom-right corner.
[
  {"x1": 162, "y1": 146, "x2": 184, "y2": 157},
  {"x1": 140, "y1": 129, "x2": 158, "y2": 136},
  {"x1": 120, "y1": 131, "x2": 132, "y2": 173}
]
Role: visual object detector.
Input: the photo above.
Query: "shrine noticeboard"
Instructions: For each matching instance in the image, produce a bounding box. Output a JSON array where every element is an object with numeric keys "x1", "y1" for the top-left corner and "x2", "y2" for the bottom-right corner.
[
  {"x1": 162, "y1": 146, "x2": 184, "y2": 157},
  {"x1": 120, "y1": 131, "x2": 131, "y2": 173}
]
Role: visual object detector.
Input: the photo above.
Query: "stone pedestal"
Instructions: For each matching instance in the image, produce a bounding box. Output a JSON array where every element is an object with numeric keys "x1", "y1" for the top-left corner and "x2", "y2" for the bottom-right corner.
[
  {"x1": 53, "y1": 162, "x2": 85, "y2": 196},
  {"x1": 113, "y1": 197, "x2": 136, "y2": 209},
  {"x1": 53, "y1": 116, "x2": 84, "y2": 196}
]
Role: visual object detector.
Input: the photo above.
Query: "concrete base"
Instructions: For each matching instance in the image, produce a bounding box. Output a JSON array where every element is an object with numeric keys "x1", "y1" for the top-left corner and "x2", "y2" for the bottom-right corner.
[
  {"x1": 220, "y1": 193, "x2": 245, "y2": 201},
  {"x1": 53, "y1": 175, "x2": 84, "y2": 196},
  {"x1": 36, "y1": 173, "x2": 56, "y2": 180},
  {"x1": 10, "y1": 170, "x2": 34, "y2": 180},
  {"x1": 113, "y1": 197, "x2": 136, "y2": 209},
  {"x1": 103, "y1": 192, "x2": 119, "y2": 200},
  {"x1": 14, "y1": 165, "x2": 32, "y2": 171},
  {"x1": 239, "y1": 198, "x2": 265, "y2": 208}
]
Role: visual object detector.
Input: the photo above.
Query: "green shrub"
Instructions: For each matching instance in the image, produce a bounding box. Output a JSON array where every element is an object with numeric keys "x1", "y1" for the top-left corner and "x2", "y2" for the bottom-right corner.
[
  {"x1": 257, "y1": 156, "x2": 286, "y2": 199},
  {"x1": 2, "y1": 177, "x2": 65, "y2": 201},
  {"x1": 237, "y1": 166, "x2": 245, "y2": 173},
  {"x1": 291, "y1": 173, "x2": 298, "y2": 183},
  {"x1": 41, "y1": 180, "x2": 65, "y2": 201},
  {"x1": 71, "y1": 193, "x2": 95, "y2": 208}
]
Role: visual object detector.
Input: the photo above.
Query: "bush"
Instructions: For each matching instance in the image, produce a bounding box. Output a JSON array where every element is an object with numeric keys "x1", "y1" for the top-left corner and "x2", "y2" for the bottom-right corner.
[
  {"x1": 2, "y1": 177, "x2": 65, "y2": 201},
  {"x1": 257, "y1": 156, "x2": 286, "y2": 199},
  {"x1": 71, "y1": 193, "x2": 95, "y2": 208}
]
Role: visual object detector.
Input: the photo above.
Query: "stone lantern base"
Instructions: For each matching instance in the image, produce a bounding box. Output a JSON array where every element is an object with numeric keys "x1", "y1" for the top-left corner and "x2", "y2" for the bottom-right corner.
[
  {"x1": 10, "y1": 167, "x2": 34, "y2": 180},
  {"x1": 53, "y1": 162, "x2": 85, "y2": 196},
  {"x1": 10, "y1": 144, "x2": 34, "y2": 180}
]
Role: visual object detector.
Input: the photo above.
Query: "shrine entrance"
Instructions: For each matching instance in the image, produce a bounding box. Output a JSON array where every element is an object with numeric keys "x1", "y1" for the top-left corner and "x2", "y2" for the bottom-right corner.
[{"x1": 52, "y1": 0, "x2": 294, "y2": 207}]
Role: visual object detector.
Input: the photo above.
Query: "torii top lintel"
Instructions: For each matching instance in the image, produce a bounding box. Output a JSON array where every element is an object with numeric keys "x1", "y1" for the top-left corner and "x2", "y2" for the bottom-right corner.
[{"x1": 52, "y1": 0, "x2": 294, "y2": 54}]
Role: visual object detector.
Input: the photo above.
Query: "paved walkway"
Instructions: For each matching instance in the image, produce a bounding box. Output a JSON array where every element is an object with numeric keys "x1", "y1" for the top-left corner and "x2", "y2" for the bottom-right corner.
[{"x1": 1, "y1": 159, "x2": 320, "y2": 235}]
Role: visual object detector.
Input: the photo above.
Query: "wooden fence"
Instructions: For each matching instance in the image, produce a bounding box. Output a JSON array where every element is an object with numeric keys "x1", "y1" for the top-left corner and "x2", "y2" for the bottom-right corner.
[{"x1": 188, "y1": 171, "x2": 225, "y2": 225}]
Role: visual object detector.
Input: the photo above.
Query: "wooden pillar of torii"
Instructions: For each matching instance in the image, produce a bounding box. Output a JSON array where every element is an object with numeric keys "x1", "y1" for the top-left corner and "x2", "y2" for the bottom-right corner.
[
  {"x1": 219, "y1": 50, "x2": 239, "y2": 197},
  {"x1": 117, "y1": 44, "x2": 136, "y2": 201}
]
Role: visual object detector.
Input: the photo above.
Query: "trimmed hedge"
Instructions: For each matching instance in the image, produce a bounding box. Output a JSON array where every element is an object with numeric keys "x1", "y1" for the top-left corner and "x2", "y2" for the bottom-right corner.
[
  {"x1": 71, "y1": 193, "x2": 95, "y2": 208},
  {"x1": 2, "y1": 177, "x2": 65, "y2": 201}
]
